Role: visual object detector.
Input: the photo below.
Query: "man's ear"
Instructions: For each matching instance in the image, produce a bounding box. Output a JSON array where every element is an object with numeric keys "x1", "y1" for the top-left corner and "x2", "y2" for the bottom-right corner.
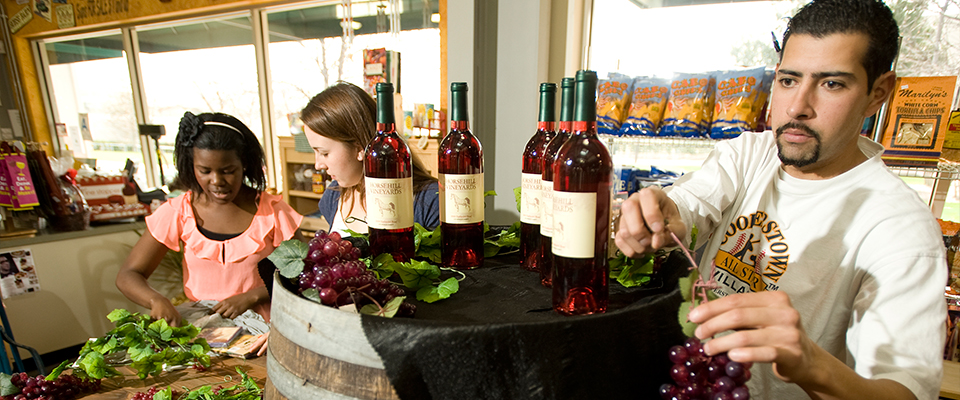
[{"x1": 866, "y1": 71, "x2": 896, "y2": 118}]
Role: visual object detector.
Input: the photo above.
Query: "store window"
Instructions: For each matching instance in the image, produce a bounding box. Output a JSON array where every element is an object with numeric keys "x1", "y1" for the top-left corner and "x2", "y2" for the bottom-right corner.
[
  {"x1": 266, "y1": 1, "x2": 440, "y2": 141},
  {"x1": 43, "y1": 32, "x2": 139, "y2": 178},
  {"x1": 137, "y1": 14, "x2": 262, "y2": 186}
]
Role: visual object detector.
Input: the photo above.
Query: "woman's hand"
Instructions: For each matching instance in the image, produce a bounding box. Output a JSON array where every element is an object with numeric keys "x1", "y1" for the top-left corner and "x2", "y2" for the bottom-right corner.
[{"x1": 615, "y1": 186, "x2": 686, "y2": 257}]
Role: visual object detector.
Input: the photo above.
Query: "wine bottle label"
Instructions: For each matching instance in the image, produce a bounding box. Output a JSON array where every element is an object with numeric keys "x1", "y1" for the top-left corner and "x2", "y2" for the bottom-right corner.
[
  {"x1": 551, "y1": 191, "x2": 597, "y2": 258},
  {"x1": 439, "y1": 173, "x2": 484, "y2": 224},
  {"x1": 540, "y1": 179, "x2": 554, "y2": 237},
  {"x1": 365, "y1": 177, "x2": 414, "y2": 230},
  {"x1": 520, "y1": 173, "x2": 541, "y2": 224}
]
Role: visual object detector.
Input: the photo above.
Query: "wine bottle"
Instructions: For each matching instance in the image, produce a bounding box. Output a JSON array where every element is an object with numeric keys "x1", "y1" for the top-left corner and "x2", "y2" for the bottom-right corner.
[
  {"x1": 364, "y1": 82, "x2": 415, "y2": 262},
  {"x1": 552, "y1": 70, "x2": 612, "y2": 316},
  {"x1": 539, "y1": 77, "x2": 575, "y2": 287},
  {"x1": 438, "y1": 82, "x2": 485, "y2": 269},
  {"x1": 520, "y1": 82, "x2": 557, "y2": 272}
]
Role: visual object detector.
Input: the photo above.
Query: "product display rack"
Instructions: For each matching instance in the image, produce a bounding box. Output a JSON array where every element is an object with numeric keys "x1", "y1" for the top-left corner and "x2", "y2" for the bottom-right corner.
[
  {"x1": 601, "y1": 135, "x2": 959, "y2": 220},
  {"x1": 278, "y1": 136, "x2": 328, "y2": 235}
]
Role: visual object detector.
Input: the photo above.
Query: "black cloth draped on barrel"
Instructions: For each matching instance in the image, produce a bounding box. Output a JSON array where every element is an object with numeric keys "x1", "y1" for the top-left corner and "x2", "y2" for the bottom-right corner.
[{"x1": 360, "y1": 250, "x2": 689, "y2": 400}]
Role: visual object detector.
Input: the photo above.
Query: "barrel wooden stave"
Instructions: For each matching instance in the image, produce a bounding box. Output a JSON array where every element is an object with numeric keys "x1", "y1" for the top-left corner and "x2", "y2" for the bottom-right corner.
[{"x1": 267, "y1": 274, "x2": 400, "y2": 400}]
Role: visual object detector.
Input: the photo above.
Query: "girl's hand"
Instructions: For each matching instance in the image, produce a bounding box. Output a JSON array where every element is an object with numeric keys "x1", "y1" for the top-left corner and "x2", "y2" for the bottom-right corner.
[
  {"x1": 211, "y1": 292, "x2": 257, "y2": 319},
  {"x1": 149, "y1": 297, "x2": 183, "y2": 327}
]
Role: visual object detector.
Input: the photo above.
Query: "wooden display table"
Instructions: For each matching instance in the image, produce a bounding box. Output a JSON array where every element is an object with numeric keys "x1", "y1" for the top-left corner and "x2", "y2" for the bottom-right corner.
[{"x1": 85, "y1": 356, "x2": 266, "y2": 400}]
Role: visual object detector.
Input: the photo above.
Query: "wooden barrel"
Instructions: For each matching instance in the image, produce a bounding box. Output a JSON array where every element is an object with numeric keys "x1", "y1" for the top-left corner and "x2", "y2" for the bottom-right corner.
[{"x1": 265, "y1": 274, "x2": 399, "y2": 400}]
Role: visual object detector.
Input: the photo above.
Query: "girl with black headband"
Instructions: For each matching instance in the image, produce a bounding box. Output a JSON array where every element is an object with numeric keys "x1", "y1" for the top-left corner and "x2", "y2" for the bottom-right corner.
[{"x1": 117, "y1": 112, "x2": 304, "y2": 330}]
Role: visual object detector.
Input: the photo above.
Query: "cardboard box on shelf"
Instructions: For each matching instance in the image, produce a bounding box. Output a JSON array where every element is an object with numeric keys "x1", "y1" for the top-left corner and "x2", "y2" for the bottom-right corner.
[{"x1": 76, "y1": 175, "x2": 149, "y2": 221}]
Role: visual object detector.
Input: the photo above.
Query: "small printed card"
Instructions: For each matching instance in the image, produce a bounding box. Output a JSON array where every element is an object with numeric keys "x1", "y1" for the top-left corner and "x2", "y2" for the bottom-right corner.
[
  {"x1": 197, "y1": 326, "x2": 242, "y2": 348},
  {"x1": 213, "y1": 334, "x2": 266, "y2": 359}
]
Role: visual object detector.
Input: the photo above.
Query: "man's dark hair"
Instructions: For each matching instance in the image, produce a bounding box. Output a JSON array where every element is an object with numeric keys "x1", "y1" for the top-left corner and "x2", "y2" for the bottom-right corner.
[{"x1": 781, "y1": 0, "x2": 899, "y2": 91}]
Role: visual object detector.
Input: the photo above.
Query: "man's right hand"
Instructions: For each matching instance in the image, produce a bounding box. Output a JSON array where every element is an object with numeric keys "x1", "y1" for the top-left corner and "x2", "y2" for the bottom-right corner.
[{"x1": 615, "y1": 186, "x2": 686, "y2": 257}]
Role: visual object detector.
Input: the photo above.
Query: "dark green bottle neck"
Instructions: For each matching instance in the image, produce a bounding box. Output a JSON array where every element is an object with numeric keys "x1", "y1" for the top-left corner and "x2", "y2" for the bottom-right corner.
[
  {"x1": 559, "y1": 84, "x2": 574, "y2": 122},
  {"x1": 538, "y1": 90, "x2": 556, "y2": 122},
  {"x1": 376, "y1": 92, "x2": 395, "y2": 125},
  {"x1": 574, "y1": 75, "x2": 597, "y2": 122},
  {"x1": 451, "y1": 89, "x2": 469, "y2": 122}
]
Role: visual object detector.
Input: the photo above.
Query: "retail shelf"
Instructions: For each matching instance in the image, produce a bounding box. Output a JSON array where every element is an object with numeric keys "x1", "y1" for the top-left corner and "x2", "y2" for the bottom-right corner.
[
  {"x1": 887, "y1": 165, "x2": 960, "y2": 181},
  {"x1": 600, "y1": 134, "x2": 721, "y2": 149},
  {"x1": 288, "y1": 190, "x2": 324, "y2": 200}
]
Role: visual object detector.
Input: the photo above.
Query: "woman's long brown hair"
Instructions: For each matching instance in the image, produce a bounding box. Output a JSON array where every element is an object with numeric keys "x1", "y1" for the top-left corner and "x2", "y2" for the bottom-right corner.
[{"x1": 300, "y1": 81, "x2": 436, "y2": 216}]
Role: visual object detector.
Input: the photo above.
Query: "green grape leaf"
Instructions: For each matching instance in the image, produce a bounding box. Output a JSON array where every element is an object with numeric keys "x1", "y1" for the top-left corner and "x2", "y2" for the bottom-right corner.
[
  {"x1": 148, "y1": 318, "x2": 173, "y2": 341},
  {"x1": 416, "y1": 277, "x2": 459, "y2": 303},
  {"x1": 369, "y1": 253, "x2": 399, "y2": 280},
  {"x1": 154, "y1": 387, "x2": 174, "y2": 400},
  {"x1": 78, "y1": 351, "x2": 108, "y2": 379},
  {"x1": 484, "y1": 190, "x2": 497, "y2": 198},
  {"x1": 343, "y1": 228, "x2": 368, "y2": 240},
  {"x1": 361, "y1": 296, "x2": 404, "y2": 317},
  {"x1": 45, "y1": 359, "x2": 72, "y2": 381},
  {"x1": 127, "y1": 343, "x2": 154, "y2": 362},
  {"x1": 269, "y1": 239, "x2": 309, "y2": 279},
  {"x1": 418, "y1": 247, "x2": 443, "y2": 264},
  {"x1": 678, "y1": 301, "x2": 697, "y2": 337},
  {"x1": 0, "y1": 374, "x2": 17, "y2": 396},
  {"x1": 615, "y1": 256, "x2": 655, "y2": 287},
  {"x1": 107, "y1": 308, "x2": 132, "y2": 323},
  {"x1": 301, "y1": 288, "x2": 323, "y2": 304},
  {"x1": 395, "y1": 260, "x2": 440, "y2": 290},
  {"x1": 689, "y1": 224, "x2": 699, "y2": 251},
  {"x1": 513, "y1": 186, "x2": 522, "y2": 213}
]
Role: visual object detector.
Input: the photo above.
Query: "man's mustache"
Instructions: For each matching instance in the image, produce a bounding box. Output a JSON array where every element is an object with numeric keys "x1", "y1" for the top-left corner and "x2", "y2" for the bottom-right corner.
[{"x1": 776, "y1": 122, "x2": 819, "y2": 139}]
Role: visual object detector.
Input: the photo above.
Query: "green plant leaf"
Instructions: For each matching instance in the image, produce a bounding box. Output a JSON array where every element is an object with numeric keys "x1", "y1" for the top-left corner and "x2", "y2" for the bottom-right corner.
[
  {"x1": 395, "y1": 260, "x2": 440, "y2": 290},
  {"x1": 343, "y1": 228, "x2": 368, "y2": 240},
  {"x1": 78, "y1": 351, "x2": 108, "y2": 379},
  {"x1": 0, "y1": 373, "x2": 17, "y2": 396},
  {"x1": 678, "y1": 301, "x2": 697, "y2": 337},
  {"x1": 513, "y1": 186, "x2": 522, "y2": 213},
  {"x1": 369, "y1": 253, "x2": 399, "y2": 280},
  {"x1": 615, "y1": 256, "x2": 654, "y2": 287},
  {"x1": 269, "y1": 239, "x2": 309, "y2": 279},
  {"x1": 154, "y1": 387, "x2": 174, "y2": 400},
  {"x1": 363, "y1": 296, "x2": 404, "y2": 317},
  {"x1": 302, "y1": 288, "x2": 323, "y2": 304},
  {"x1": 107, "y1": 308, "x2": 132, "y2": 323},
  {"x1": 45, "y1": 359, "x2": 72, "y2": 381},
  {"x1": 679, "y1": 268, "x2": 698, "y2": 302},
  {"x1": 127, "y1": 343, "x2": 154, "y2": 362},
  {"x1": 416, "y1": 277, "x2": 460, "y2": 303}
]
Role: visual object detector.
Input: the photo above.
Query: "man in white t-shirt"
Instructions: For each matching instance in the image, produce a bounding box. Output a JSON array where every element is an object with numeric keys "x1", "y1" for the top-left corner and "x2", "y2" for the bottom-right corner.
[{"x1": 615, "y1": 0, "x2": 948, "y2": 399}]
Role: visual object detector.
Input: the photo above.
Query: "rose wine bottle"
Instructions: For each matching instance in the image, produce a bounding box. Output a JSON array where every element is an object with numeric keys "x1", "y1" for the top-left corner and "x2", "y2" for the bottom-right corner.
[
  {"x1": 438, "y1": 82, "x2": 485, "y2": 269},
  {"x1": 519, "y1": 82, "x2": 557, "y2": 272},
  {"x1": 552, "y1": 70, "x2": 612, "y2": 316},
  {"x1": 364, "y1": 82, "x2": 415, "y2": 262},
  {"x1": 539, "y1": 77, "x2": 575, "y2": 287}
]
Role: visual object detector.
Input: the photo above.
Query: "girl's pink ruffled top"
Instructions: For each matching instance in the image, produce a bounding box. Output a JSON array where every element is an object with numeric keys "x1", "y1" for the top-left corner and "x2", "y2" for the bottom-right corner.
[{"x1": 146, "y1": 192, "x2": 303, "y2": 321}]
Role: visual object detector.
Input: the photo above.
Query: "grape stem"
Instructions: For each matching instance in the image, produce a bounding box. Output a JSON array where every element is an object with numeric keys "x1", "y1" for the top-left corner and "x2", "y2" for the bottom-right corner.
[
  {"x1": 439, "y1": 267, "x2": 467, "y2": 282},
  {"x1": 669, "y1": 231, "x2": 718, "y2": 311}
]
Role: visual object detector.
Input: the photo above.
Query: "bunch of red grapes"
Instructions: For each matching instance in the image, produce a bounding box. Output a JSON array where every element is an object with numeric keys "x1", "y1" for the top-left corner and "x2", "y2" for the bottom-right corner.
[
  {"x1": 1, "y1": 372, "x2": 101, "y2": 400},
  {"x1": 660, "y1": 337, "x2": 751, "y2": 400},
  {"x1": 298, "y1": 231, "x2": 416, "y2": 317},
  {"x1": 129, "y1": 386, "x2": 183, "y2": 400}
]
